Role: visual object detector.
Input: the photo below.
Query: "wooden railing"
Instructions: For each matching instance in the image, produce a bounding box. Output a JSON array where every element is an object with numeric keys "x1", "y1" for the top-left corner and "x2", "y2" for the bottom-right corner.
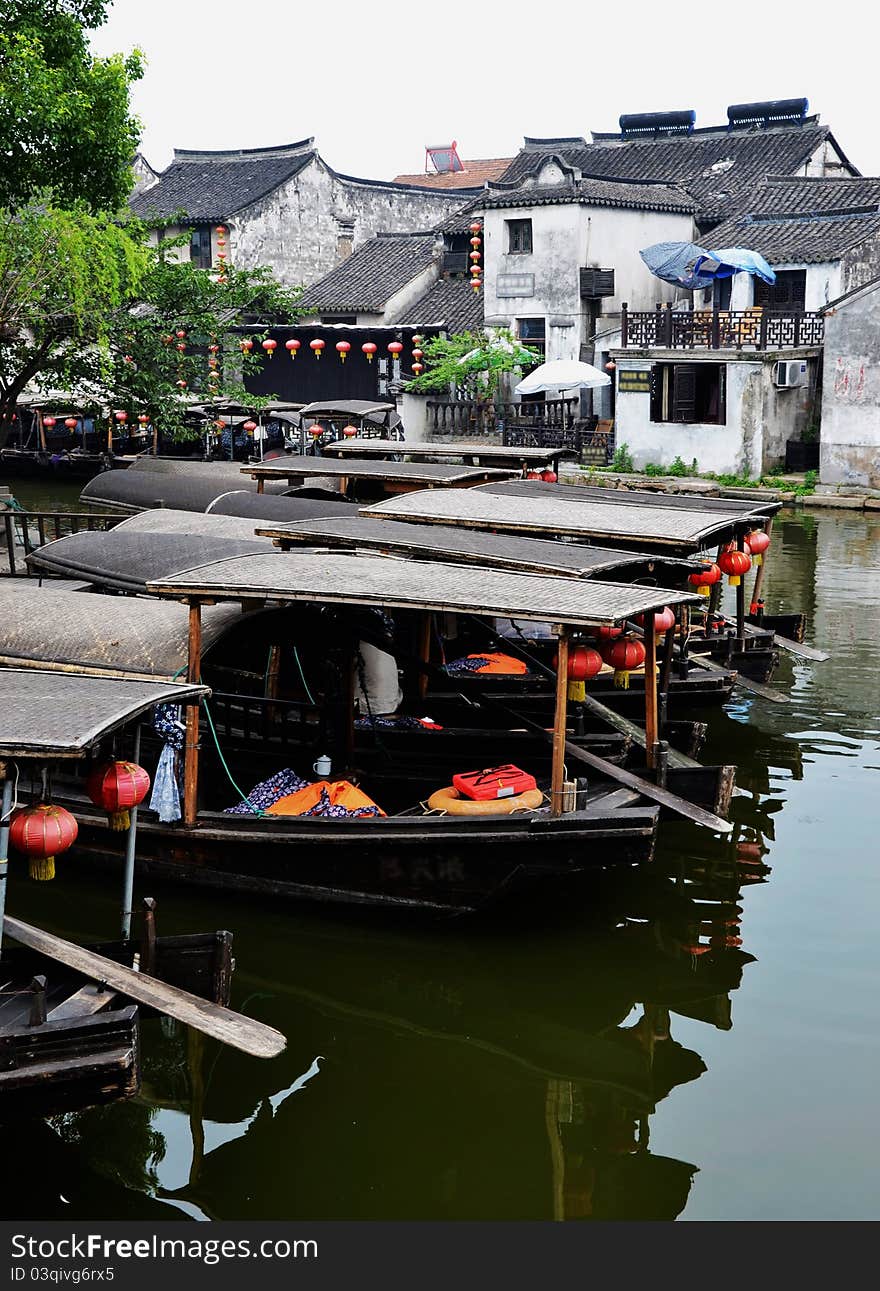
[
  {"x1": 620, "y1": 302, "x2": 825, "y2": 350},
  {"x1": 426, "y1": 396, "x2": 579, "y2": 437},
  {"x1": 1, "y1": 509, "x2": 122, "y2": 577}
]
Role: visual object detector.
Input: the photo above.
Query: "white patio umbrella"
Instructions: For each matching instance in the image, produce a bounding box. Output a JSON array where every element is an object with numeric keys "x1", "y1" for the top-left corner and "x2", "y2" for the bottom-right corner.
[{"x1": 514, "y1": 359, "x2": 610, "y2": 427}]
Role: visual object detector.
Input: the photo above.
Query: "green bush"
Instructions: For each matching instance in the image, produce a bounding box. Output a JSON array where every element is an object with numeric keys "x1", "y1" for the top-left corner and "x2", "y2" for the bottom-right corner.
[{"x1": 610, "y1": 442, "x2": 634, "y2": 473}]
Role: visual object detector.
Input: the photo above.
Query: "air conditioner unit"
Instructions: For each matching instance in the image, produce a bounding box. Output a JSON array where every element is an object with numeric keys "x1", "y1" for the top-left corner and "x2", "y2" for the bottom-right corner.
[{"x1": 773, "y1": 359, "x2": 808, "y2": 388}]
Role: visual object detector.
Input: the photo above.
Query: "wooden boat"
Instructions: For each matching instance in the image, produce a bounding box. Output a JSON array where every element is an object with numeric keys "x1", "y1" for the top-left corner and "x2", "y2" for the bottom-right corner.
[
  {"x1": 0, "y1": 548, "x2": 728, "y2": 912},
  {"x1": 0, "y1": 670, "x2": 255, "y2": 1118}
]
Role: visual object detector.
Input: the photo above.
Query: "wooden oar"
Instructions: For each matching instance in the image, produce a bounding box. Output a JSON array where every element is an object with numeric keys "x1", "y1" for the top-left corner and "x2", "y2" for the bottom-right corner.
[
  {"x1": 3, "y1": 915, "x2": 286, "y2": 1060},
  {"x1": 772, "y1": 635, "x2": 829, "y2": 662},
  {"x1": 686, "y1": 652, "x2": 789, "y2": 704},
  {"x1": 473, "y1": 695, "x2": 733, "y2": 834}
]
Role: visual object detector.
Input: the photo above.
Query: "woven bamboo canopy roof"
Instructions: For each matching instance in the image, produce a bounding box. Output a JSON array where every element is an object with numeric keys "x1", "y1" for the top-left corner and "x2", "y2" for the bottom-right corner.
[
  {"x1": 254, "y1": 515, "x2": 695, "y2": 580},
  {"x1": 485, "y1": 479, "x2": 781, "y2": 517},
  {"x1": 0, "y1": 585, "x2": 246, "y2": 679},
  {"x1": 239, "y1": 456, "x2": 518, "y2": 485},
  {"x1": 0, "y1": 670, "x2": 207, "y2": 758},
  {"x1": 27, "y1": 530, "x2": 270, "y2": 593},
  {"x1": 115, "y1": 509, "x2": 270, "y2": 540},
  {"x1": 145, "y1": 549, "x2": 700, "y2": 627},
  {"x1": 323, "y1": 439, "x2": 577, "y2": 463},
  {"x1": 361, "y1": 485, "x2": 771, "y2": 551}
]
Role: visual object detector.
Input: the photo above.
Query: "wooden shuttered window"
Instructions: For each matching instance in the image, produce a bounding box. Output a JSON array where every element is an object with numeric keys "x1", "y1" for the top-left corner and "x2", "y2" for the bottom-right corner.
[{"x1": 754, "y1": 270, "x2": 806, "y2": 312}]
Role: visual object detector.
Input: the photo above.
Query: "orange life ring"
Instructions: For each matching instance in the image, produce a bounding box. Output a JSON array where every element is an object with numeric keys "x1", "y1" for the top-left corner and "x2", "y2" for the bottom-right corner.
[{"x1": 426, "y1": 785, "x2": 545, "y2": 816}]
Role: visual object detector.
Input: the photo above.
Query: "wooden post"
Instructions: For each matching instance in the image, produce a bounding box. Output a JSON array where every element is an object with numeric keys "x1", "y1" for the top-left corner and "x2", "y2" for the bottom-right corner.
[
  {"x1": 644, "y1": 612, "x2": 658, "y2": 770},
  {"x1": 0, "y1": 775, "x2": 12, "y2": 956},
  {"x1": 184, "y1": 601, "x2": 202, "y2": 827},
  {"x1": 152, "y1": 423, "x2": 159, "y2": 456},
  {"x1": 37, "y1": 411, "x2": 47, "y2": 453},
  {"x1": 735, "y1": 531, "x2": 746, "y2": 646},
  {"x1": 29, "y1": 976, "x2": 48, "y2": 1027},
  {"x1": 750, "y1": 516, "x2": 773, "y2": 612},
  {"x1": 550, "y1": 629, "x2": 569, "y2": 817},
  {"x1": 256, "y1": 476, "x2": 265, "y2": 495},
  {"x1": 140, "y1": 897, "x2": 157, "y2": 974},
  {"x1": 417, "y1": 612, "x2": 432, "y2": 701},
  {"x1": 120, "y1": 723, "x2": 141, "y2": 938},
  {"x1": 658, "y1": 614, "x2": 677, "y2": 732}
]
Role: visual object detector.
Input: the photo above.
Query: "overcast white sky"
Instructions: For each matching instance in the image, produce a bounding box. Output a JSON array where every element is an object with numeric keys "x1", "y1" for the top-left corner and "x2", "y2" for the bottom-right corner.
[{"x1": 90, "y1": 0, "x2": 879, "y2": 180}]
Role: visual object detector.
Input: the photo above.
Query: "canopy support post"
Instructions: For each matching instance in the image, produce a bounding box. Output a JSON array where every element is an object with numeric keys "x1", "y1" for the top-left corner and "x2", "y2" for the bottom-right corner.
[
  {"x1": 0, "y1": 774, "x2": 12, "y2": 958},
  {"x1": 550, "y1": 628, "x2": 569, "y2": 817},
  {"x1": 644, "y1": 614, "x2": 659, "y2": 770},
  {"x1": 184, "y1": 601, "x2": 202, "y2": 828},
  {"x1": 120, "y1": 724, "x2": 141, "y2": 939},
  {"x1": 417, "y1": 612, "x2": 432, "y2": 701},
  {"x1": 735, "y1": 530, "x2": 746, "y2": 647}
]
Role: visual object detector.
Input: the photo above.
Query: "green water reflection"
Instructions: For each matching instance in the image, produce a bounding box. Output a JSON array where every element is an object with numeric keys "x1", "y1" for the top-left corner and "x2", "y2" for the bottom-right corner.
[{"x1": 2, "y1": 506, "x2": 879, "y2": 1221}]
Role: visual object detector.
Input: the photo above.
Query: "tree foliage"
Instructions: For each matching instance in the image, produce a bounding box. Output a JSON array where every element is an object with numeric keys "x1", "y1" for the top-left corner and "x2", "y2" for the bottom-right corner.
[
  {"x1": 0, "y1": 1, "x2": 143, "y2": 211},
  {"x1": 0, "y1": 205, "x2": 303, "y2": 446},
  {"x1": 404, "y1": 328, "x2": 541, "y2": 398}
]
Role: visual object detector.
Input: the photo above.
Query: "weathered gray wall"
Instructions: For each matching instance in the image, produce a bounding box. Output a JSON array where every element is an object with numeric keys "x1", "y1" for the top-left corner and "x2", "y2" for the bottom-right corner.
[
  {"x1": 821, "y1": 290, "x2": 880, "y2": 488},
  {"x1": 231, "y1": 159, "x2": 469, "y2": 289}
]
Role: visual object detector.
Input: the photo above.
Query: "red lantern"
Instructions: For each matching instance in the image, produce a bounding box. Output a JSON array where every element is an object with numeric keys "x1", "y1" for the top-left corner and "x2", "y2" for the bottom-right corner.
[
  {"x1": 553, "y1": 643, "x2": 603, "y2": 701},
  {"x1": 86, "y1": 760, "x2": 150, "y2": 831},
  {"x1": 309, "y1": 425, "x2": 324, "y2": 439},
  {"x1": 470, "y1": 236, "x2": 481, "y2": 249},
  {"x1": 525, "y1": 471, "x2": 541, "y2": 479},
  {"x1": 162, "y1": 335, "x2": 174, "y2": 345},
  {"x1": 471, "y1": 278, "x2": 482, "y2": 293},
  {"x1": 43, "y1": 417, "x2": 56, "y2": 428},
  {"x1": 342, "y1": 425, "x2": 358, "y2": 438},
  {"x1": 602, "y1": 636, "x2": 646, "y2": 689},
  {"x1": 310, "y1": 338, "x2": 325, "y2": 359},
  {"x1": 412, "y1": 348, "x2": 423, "y2": 361},
  {"x1": 718, "y1": 548, "x2": 752, "y2": 587},
  {"x1": 541, "y1": 469, "x2": 557, "y2": 483},
  {"x1": 596, "y1": 625, "x2": 623, "y2": 642},
  {"x1": 362, "y1": 342, "x2": 377, "y2": 362},
  {"x1": 470, "y1": 264, "x2": 482, "y2": 275},
  {"x1": 176, "y1": 379, "x2": 187, "y2": 389},
  {"x1": 387, "y1": 341, "x2": 404, "y2": 359},
  {"x1": 469, "y1": 222, "x2": 482, "y2": 234},
  {"x1": 746, "y1": 530, "x2": 770, "y2": 565},
  {"x1": 240, "y1": 338, "x2": 253, "y2": 353},
  {"x1": 336, "y1": 340, "x2": 351, "y2": 362},
  {"x1": 115, "y1": 411, "x2": 128, "y2": 424},
  {"x1": 688, "y1": 562, "x2": 721, "y2": 597},
  {"x1": 412, "y1": 334, "x2": 423, "y2": 345},
  {"x1": 216, "y1": 226, "x2": 227, "y2": 234},
  {"x1": 208, "y1": 344, "x2": 220, "y2": 354},
  {"x1": 208, "y1": 359, "x2": 218, "y2": 370},
  {"x1": 176, "y1": 342, "x2": 186, "y2": 353},
  {"x1": 10, "y1": 803, "x2": 78, "y2": 882},
  {"x1": 469, "y1": 250, "x2": 481, "y2": 262},
  {"x1": 285, "y1": 339, "x2": 301, "y2": 359},
  {"x1": 65, "y1": 417, "x2": 78, "y2": 430},
  {"x1": 175, "y1": 330, "x2": 186, "y2": 340},
  {"x1": 243, "y1": 420, "x2": 257, "y2": 433},
  {"x1": 262, "y1": 339, "x2": 277, "y2": 358},
  {"x1": 412, "y1": 363, "x2": 424, "y2": 376},
  {"x1": 636, "y1": 606, "x2": 676, "y2": 634},
  {"x1": 215, "y1": 418, "x2": 227, "y2": 429},
  {"x1": 605, "y1": 360, "x2": 616, "y2": 372},
  {"x1": 138, "y1": 413, "x2": 150, "y2": 425}
]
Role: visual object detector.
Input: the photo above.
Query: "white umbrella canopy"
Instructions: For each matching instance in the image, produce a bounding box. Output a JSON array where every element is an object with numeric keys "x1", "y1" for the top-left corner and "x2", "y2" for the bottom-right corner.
[{"x1": 514, "y1": 359, "x2": 611, "y2": 396}]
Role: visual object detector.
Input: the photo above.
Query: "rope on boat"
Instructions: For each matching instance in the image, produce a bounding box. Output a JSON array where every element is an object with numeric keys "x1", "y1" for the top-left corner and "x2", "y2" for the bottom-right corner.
[
  {"x1": 201, "y1": 700, "x2": 266, "y2": 817},
  {"x1": 292, "y1": 644, "x2": 316, "y2": 707}
]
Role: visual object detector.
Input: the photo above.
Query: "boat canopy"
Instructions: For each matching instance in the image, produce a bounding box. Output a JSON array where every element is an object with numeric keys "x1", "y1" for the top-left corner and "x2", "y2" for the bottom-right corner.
[
  {"x1": 0, "y1": 669, "x2": 207, "y2": 758},
  {"x1": 145, "y1": 549, "x2": 700, "y2": 628},
  {"x1": 485, "y1": 479, "x2": 781, "y2": 518},
  {"x1": 81, "y1": 464, "x2": 291, "y2": 513},
  {"x1": 206, "y1": 491, "x2": 355, "y2": 521},
  {"x1": 27, "y1": 529, "x2": 271, "y2": 593},
  {"x1": 298, "y1": 400, "x2": 397, "y2": 419},
  {"x1": 0, "y1": 584, "x2": 246, "y2": 679},
  {"x1": 324, "y1": 439, "x2": 577, "y2": 462},
  {"x1": 239, "y1": 456, "x2": 517, "y2": 486},
  {"x1": 115, "y1": 509, "x2": 271, "y2": 540},
  {"x1": 254, "y1": 515, "x2": 697, "y2": 580},
  {"x1": 360, "y1": 487, "x2": 771, "y2": 551}
]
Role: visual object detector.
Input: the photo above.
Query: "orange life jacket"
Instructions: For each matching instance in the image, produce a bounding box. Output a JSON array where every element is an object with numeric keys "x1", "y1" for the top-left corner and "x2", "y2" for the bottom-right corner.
[
  {"x1": 468, "y1": 652, "x2": 528, "y2": 675},
  {"x1": 266, "y1": 779, "x2": 386, "y2": 817}
]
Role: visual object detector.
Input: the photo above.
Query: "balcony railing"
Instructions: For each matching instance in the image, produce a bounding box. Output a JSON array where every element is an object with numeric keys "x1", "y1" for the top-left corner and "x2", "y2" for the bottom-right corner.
[
  {"x1": 620, "y1": 302, "x2": 824, "y2": 350},
  {"x1": 426, "y1": 396, "x2": 578, "y2": 437}
]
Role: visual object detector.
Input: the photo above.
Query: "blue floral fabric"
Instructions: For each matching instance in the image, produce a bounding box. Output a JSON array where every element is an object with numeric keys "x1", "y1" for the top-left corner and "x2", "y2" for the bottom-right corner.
[
  {"x1": 149, "y1": 704, "x2": 185, "y2": 823},
  {"x1": 301, "y1": 787, "x2": 381, "y2": 819},
  {"x1": 223, "y1": 768, "x2": 310, "y2": 815}
]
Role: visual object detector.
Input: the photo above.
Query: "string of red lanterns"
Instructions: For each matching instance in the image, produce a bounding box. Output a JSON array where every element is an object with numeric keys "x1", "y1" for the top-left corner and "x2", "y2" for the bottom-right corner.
[{"x1": 469, "y1": 221, "x2": 482, "y2": 293}]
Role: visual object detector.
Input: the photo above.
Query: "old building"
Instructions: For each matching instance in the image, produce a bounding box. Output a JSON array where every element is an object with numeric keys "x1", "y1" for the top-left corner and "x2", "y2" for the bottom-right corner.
[
  {"x1": 392, "y1": 142, "x2": 513, "y2": 190},
  {"x1": 818, "y1": 276, "x2": 880, "y2": 489},
  {"x1": 131, "y1": 139, "x2": 477, "y2": 289},
  {"x1": 497, "y1": 99, "x2": 857, "y2": 233}
]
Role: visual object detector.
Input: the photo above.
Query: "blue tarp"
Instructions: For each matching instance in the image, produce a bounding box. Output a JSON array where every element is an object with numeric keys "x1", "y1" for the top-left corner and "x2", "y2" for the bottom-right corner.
[{"x1": 640, "y1": 241, "x2": 776, "y2": 290}]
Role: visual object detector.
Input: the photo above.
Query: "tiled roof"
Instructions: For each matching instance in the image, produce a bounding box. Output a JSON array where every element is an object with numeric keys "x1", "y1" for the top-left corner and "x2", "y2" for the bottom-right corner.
[
  {"x1": 499, "y1": 122, "x2": 851, "y2": 224},
  {"x1": 704, "y1": 210, "x2": 880, "y2": 264},
  {"x1": 391, "y1": 158, "x2": 514, "y2": 189},
  {"x1": 298, "y1": 232, "x2": 438, "y2": 312},
  {"x1": 477, "y1": 177, "x2": 695, "y2": 213},
  {"x1": 745, "y1": 174, "x2": 880, "y2": 218},
  {"x1": 131, "y1": 141, "x2": 317, "y2": 223},
  {"x1": 394, "y1": 276, "x2": 484, "y2": 333}
]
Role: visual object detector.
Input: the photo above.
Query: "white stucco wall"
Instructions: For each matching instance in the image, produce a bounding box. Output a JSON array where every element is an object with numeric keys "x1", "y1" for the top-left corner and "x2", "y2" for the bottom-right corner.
[
  {"x1": 612, "y1": 356, "x2": 765, "y2": 477},
  {"x1": 480, "y1": 200, "x2": 695, "y2": 365},
  {"x1": 820, "y1": 290, "x2": 880, "y2": 488}
]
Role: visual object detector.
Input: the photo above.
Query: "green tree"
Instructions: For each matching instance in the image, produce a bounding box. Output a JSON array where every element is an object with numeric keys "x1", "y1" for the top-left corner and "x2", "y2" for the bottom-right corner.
[
  {"x1": 0, "y1": 1, "x2": 143, "y2": 211},
  {"x1": 0, "y1": 205, "x2": 302, "y2": 447},
  {"x1": 405, "y1": 329, "x2": 541, "y2": 398}
]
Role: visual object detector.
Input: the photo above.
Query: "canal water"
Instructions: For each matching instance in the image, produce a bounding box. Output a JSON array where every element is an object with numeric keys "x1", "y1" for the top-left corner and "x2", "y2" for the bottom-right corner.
[{"x1": 2, "y1": 482, "x2": 878, "y2": 1221}]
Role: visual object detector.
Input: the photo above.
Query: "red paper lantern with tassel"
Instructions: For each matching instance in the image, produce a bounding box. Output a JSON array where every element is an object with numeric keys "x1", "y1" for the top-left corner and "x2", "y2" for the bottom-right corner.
[
  {"x1": 86, "y1": 760, "x2": 151, "y2": 831},
  {"x1": 362, "y1": 342, "x2": 377, "y2": 361},
  {"x1": 412, "y1": 363, "x2": 424, "y2": 376},
  {"x1": 688, "y1": 562, "x2": 721, "y2": 597},
  {"x1": 718, "y1": 548, "x2": 752, "y2": 586},
  {"x1": 43, "y1": 417, "x2": 56, "y2": 428},
  {"x1": 387, "y1": 341, "x2": 404, "y2": 359},
  {"x1": 310, "y1": 338, "x2": 325, "y2": 359},
  {"x1": 262, "y1": 339, "x2": 277, "y2": 358},
  {"x1": 10, "y1": 803, "x2": 78, "y2": 882},
  {"x1": 138, "y1": 413, "x2": 150, "y2": 426},
  {"x1": 65, "y1": 417, "x2": 78, "y2": 430},
  {"x1": 285, "y1": 339, "x2": 300, "y2": 359},
  {"x1": 553, "y1": 643, "x2": 603, "y2": 702},
  {"x1": 240, "y1": 338, "x2": 253, "y2": 354},
  {"x1": 602, "y1": 636, "x2": 646, "y2": 689},
  {"x1": 175, "y1": 329, "x2": 186, "y2": 340},
  {"x1": 342, "y1": 425, "x2": 358, "y2": 438},
  {"x1": 336, "y1": 340, "x2": 351, "y2": 362},
  {"x1": 541, "y1": 469, "x2": 557, "y2": 483},
  {"x1": 746, "y1": 529, "x2": 770, "y2": 565},
  {"x1": 636, "y1": 606, "x2": 676, "y2": 634},
  {"x1": 243, "y1": 420, "x2": 257, "y2": 433}
]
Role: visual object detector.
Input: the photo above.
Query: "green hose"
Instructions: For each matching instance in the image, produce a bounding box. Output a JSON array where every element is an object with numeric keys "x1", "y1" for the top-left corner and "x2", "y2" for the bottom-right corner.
[{"x1": 202, "y1": 700, "x2": 265, "y2": 816}]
